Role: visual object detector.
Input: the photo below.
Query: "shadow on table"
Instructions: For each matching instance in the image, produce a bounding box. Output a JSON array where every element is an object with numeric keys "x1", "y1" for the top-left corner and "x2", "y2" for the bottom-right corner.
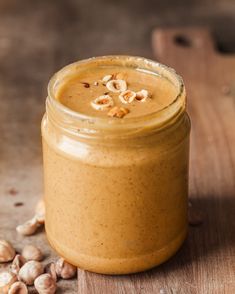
[
  {"x1": 80, "y1": 194, "x2": 235, "y2": 293},
  {"x1": 139, "y1": 193, "x2": 235, "y2": 277}
]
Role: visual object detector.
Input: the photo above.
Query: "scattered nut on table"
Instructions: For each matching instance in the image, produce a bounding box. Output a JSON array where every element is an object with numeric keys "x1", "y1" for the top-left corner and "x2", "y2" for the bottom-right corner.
[
  {"x1": 0, "y1": 240, "x2": 16, "y2": 263},
  {"x1": 0, "y1": 271, "x2": 17, "y2": 294},
  {"x1": 45, "y1": 262, "x2": 57, "y2": 282},
  {"x1": 22, "y1": 244, "x2": 43, "y2": 261},
  {"x1": 34, "y1": 273, "x2": 57, "y2": 294},
  {"x1": 8, "y1": 281, "x2": 28, "y2": 294},
  {"x1": 10, "y1": 254, "x2": 26, "y2": 275},
  {"x1": 188, "y1": 201, "x2": 203, "y2": 226},
  {"x1": 35, "y1": 199, "x2": 45, "y2": 224},
  {"x1": 16, "y1": 217, "x2": 41, "y2": 236},
  {"x1": 18, "y1": 260, "x2": 44, "y2": 285},
  {"x1": 55, "y1": 258, "x2": 77, "y2": 279}
]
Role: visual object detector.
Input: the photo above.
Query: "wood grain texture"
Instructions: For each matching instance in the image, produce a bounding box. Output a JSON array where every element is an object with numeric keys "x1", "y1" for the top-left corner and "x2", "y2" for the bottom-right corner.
[{"x1": 152, "y1": 27, "x2": 235, "y2": 293}]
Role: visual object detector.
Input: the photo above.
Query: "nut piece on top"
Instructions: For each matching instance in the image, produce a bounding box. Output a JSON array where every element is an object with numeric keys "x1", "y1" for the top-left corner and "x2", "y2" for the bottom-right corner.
[
  {"x1": 55, "y1": 258, "x2": 77, "y2": 280},
  {"x1": 135, "y1": 89, "x2": 149, "y2": 102},
  {"x1": 106, "y1": 79, "x2": 127, "y2": 93},
  {"x1": 34, "y1": 273, "x2": 57, "y2": 294},
  {"x1": 0, "y1": 271, "x2": 17, "y2": 294},
  {"x1": 22, "y1": 245, "x2": 43, "y2": 262},
  {"x1": 108, "y1": 106, "x2": 130, "y2": 118},
  {"x1": 91, "y1": 95, "x2": 114, "y2": 111},
  {"x1": 8, "y1": 281, "x2": 28, "y2": 294},
  {"x1": 119, "y1": 90, "x2": 136, "y2": 104},
  {"x1": 18, "y1": 260, "x2": 44, "y2": 285},
  {"x1": 0, "y1": 240, "x2": 16, "y2": 263},
  {"x1": 102, "y1": 74, "x2": 113, "y2": 83}
]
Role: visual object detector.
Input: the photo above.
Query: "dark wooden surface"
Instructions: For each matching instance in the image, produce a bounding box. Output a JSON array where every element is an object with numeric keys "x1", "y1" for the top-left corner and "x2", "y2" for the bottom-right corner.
[{"x1": 1, "y1": 1, "x2": 235, "y2": 293}]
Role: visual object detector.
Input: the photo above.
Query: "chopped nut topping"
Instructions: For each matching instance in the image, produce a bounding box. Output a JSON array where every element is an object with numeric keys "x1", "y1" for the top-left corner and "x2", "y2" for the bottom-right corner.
[
  {"x1": 108, "y1": 106, "x2": 130, "y2": 118},
  {"x1": 94, "y1": 81, "x2": 99, "y2": 86},
  {"x1": 119, "y1": 90, "x2": 136, "y2": 104},
  {"x1": 136, "y1": 89, "x2": 149, "y2": 102},
  {"x1": 102, "y1": 75, "x2": 113, "y2": 83},
  {"x1": 81, "y1": 82, "x2": 90, "y2": 88},
  {"x1": 106, "y1": 79, "x2": 127, "y2": 93},
  {"x1": 91, "y1": 95, "x2": 114, "y2": 111},
  {"x1": 115, "y1": 72, "x2": 125, "y2": 80}
]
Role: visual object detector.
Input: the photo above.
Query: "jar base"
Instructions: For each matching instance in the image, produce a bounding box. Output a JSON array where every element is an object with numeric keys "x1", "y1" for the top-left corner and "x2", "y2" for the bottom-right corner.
[{"x1": 46, "y1": 228, "x2": 187, "y2": 275}]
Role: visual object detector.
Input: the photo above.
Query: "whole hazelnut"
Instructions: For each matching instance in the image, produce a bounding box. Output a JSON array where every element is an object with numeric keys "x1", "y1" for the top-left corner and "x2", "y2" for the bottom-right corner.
[
  {"x1": 35, "y1": 199, "x2": 45, "y2": 224},
  {"x1": 34, "y1": 273, "x2": 57, "y2": 294},
  {"x1": 22, "y1": 245, "x2": 43, "y2": 261},
  {"x1": 45, "y1": 262, "x2": 57, "y2": 282},
  {"x1": 16, "y1": 217, "x2": 40, "y2": 236},
  {"x1": 0, "y1": 240, "x2": 16, "y2": 263},
  {"x1": 10, "y1": 254, "x2": 26, "y2": 275},
  {"x1": 55, "y1": 258, "x2": 76, "y2": 279},
  {"x1": 8, "y1": 281, "x2": 28, "y2": 294},
  {"x1": 18, "y1": 260, "x2": 44, "y2": 285},
  {"x1": 0, "y1": 271, "x2": 17, "y2": 293}
]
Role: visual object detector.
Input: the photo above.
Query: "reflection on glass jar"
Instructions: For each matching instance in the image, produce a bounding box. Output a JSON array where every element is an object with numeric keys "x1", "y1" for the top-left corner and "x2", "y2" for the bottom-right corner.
[{"x1": 41, "y1": 56, "x2": 191, "y2": 274}]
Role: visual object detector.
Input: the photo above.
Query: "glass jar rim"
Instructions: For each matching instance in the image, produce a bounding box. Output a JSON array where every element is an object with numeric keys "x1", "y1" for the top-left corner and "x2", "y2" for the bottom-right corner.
[{"x1": 47, "y1": 55, "x2": 186, "y2": 136}]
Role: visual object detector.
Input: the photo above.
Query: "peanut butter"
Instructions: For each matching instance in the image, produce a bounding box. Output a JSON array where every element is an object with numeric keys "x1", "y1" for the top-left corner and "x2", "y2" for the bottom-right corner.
[
  {"x1": 42, "y1": 56, "x2": 190, "y2": 274},
  {"x1": 57, "y1": 66, "x2": 178, "y2": 118}
]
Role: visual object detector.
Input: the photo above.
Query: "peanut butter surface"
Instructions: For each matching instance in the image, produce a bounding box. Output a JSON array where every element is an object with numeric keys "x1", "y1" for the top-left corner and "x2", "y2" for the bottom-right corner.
[{"x1": 56, "y1": 66, "x2": 178, "y2": 118}]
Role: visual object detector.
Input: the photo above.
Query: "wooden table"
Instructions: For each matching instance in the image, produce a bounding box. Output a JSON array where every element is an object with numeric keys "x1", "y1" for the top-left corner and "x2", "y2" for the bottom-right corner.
[{"x1": 1, "y1": 1, "x2": 235, "y2": 292}]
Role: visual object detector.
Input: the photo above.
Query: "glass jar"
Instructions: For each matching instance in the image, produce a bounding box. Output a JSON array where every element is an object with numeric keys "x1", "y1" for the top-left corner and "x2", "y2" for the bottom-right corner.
[{"x1": 41, "y1": 56, "x2": 190, "y2": 275}]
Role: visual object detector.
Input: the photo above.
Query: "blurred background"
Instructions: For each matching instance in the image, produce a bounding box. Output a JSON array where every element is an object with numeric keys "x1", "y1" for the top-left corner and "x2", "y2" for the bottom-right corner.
[
  {"x1": 1, "y1": 0, "x2": 235, "y2": 85},
  {"x1": 1, "y1": 0, "x2": 235, "y2": 147}
]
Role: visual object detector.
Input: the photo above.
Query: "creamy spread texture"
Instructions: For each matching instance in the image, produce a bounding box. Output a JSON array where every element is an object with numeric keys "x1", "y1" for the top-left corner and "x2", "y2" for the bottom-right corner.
[{"x1": 57, "y1": 66, "x2": 178, "y2": 118}]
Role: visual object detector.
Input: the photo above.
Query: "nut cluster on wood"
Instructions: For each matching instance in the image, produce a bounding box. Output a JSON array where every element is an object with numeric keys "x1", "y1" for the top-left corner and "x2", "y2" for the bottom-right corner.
[
  {"x1": 0, "y1": 199, "x2": 77, "y2": 293},
  {"x1": 0, "y1": 239, "x2": 77, "y2": 293}
]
